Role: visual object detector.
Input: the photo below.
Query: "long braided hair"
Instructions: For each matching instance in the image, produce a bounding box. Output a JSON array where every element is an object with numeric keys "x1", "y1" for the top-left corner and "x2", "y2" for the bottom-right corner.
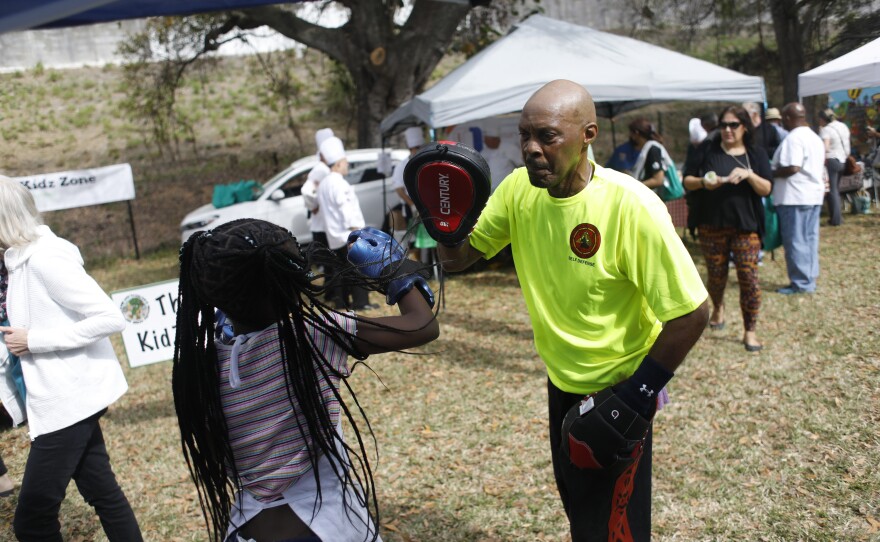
[{"x1": 173, "y1": 218, "x2": 387, "y2": 541}]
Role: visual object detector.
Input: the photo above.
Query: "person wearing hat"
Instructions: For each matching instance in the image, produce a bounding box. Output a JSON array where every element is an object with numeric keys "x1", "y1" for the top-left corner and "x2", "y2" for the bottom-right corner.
[
  {"x1": 390, "y1": 126, "x2": 440, "y2": 271},
  {"x1": 316, "y1": 136, "x2": 376, "y2": 310},
  {"x1": 765, "y1": 107, "x2": 788, "y2": 140},
  {"x1": 389, "y1": 126, "x2": 426, "y2": 240},
  {"x1": 315, "y1": 127, "x2": 334, "y2": 163},
  {"x1": 481, "y1": 123, "x2": 523, "y2": 193},
  {"x1": 818, "y1": 108, "x2": 851, "y2": 226},
  {"x1": 301, "y1": 161, "x2": 330, "y2": 249}
]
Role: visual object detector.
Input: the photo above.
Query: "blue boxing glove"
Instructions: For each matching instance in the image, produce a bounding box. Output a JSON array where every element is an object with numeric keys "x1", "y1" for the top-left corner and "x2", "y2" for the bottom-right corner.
[
  {"x1": 347, "y1": 227, "x2": 406, "y2": 279},
  {"x1": 347, "y1": 228, "x2": 435, "y2": 307}
]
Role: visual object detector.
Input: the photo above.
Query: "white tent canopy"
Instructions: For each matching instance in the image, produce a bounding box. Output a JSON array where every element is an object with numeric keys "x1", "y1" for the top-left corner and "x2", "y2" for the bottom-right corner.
[
  {"x1": 381, "y1": 14, "x2": 766, "y2": 136},
  {"x1": 798, "y1": 37, "x2": 880, "y2": 99}
]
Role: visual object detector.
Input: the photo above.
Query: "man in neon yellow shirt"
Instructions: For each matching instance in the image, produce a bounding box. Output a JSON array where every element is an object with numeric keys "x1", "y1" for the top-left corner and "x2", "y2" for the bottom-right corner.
[{"x1": 439, "y1": 80, "x2": 709, "y2": 541}]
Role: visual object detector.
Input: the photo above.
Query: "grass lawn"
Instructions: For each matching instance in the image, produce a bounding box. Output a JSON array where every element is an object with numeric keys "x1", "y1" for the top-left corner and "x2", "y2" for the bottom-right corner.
[{"x1": 0, "y1": 213, "x2": 878, "y2": 541}]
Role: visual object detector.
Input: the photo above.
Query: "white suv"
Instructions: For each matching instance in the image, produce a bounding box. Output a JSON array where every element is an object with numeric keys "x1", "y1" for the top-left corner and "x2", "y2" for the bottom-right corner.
[{"x1": 180, "y1": 148, "x2": 410, "y2": 244}]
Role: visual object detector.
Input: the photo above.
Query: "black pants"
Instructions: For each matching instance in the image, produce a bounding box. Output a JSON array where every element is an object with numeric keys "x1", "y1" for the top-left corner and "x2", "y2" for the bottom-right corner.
[
  {"x1": 825, "y1": 158, "x2": 843, "y2": 226},
  {"x1": 310, "y1": 231, "x2": 328, "y2": 250},
  {"x1": 0, "y1": 453, "x2": 7, "y2": 476},
  {"x1": 13, "y1": 409, "x2": 142, "y2": 542},
  {"x1": 328, "y1": 246, "x2": 369, "y2": 310},
  {"x1": 548, "y1": 379, "x2": 652, "y2": 542}
]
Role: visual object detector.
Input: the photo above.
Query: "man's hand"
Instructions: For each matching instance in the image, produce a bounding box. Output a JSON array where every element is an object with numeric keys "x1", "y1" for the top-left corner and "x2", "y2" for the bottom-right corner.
[{"x1": 0, "y1": 326, "x2": 30, "y2": 357}]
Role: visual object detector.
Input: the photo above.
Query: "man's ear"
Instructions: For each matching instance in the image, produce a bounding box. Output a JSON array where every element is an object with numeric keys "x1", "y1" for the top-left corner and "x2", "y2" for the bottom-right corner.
[{"x1": 584, "y1": 122, "x2": 599, "y2": 147}]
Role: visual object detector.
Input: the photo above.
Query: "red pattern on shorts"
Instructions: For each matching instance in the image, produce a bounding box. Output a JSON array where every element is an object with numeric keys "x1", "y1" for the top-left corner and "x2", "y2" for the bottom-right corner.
[{"x1": 607, "y1": 442, "x2": 644, "y2": 542}]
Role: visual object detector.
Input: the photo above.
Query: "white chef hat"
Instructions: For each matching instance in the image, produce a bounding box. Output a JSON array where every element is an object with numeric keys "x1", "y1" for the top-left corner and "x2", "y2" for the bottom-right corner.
[
  {"x1": 688, "y1": 118, "x2": 707, "y2": 145},
  {"x1": 405, "y1": 126, "x2": 425, "y2": 149},
  {"x1": 307, "y1": 161, "x2": 330, "y2": 183},
  {"x1": 319, "y1": 136, "x2": 346, "y2": 166},
  {"x1": 315, "y1": 128, "x2": 334, "y2": 150}
]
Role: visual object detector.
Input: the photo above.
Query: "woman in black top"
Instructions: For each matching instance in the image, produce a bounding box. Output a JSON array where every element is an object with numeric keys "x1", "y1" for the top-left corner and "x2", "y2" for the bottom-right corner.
[{"x1": 683, "y1": 105, "x2": 772, "y2": 352}]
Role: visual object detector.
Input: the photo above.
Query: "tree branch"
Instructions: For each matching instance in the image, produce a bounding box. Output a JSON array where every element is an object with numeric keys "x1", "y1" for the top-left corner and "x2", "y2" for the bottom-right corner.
[{"x1": 230, "y1": 6, "x2": 357, "y2": 64}]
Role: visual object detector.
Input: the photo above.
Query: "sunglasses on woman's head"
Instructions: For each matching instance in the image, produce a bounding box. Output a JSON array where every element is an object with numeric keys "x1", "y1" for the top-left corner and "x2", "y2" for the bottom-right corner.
[{"x1": 719, "y1": 121, "x2": 742, "y2": 130}]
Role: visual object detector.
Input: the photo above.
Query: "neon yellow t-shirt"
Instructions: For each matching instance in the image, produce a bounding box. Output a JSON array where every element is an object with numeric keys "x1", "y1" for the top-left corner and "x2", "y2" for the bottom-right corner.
[{"x1": 469, "y1": 163, "x2": 708, "y2": 394}]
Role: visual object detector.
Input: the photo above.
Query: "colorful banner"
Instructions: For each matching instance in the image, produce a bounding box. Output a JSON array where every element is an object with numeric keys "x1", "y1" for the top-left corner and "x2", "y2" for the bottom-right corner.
[
  {"x1": 11, "y1": 163, "x2": 135, "y2": 212},
  {"x1": 110, "y1": 279, "x2": 179, "y2": 368},
  {"x1": 827, "y1": 85, "x2": 880, "y2": 141}
]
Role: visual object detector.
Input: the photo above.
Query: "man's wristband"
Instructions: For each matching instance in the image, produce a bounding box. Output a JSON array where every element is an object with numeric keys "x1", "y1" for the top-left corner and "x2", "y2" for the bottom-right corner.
[
  {"x1": 614, "y1": 355, "x2": 674, "y2": 419},
  {"x1": 700, "y1": 178, "x2": 706, "y2": 189}
]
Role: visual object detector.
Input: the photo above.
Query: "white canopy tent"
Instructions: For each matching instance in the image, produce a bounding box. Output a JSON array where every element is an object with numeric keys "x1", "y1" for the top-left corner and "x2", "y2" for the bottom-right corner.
[
  {"x1": 381, "y1": 14, "x2": 766, "y2": 136},
  {"x1": 798, "y1": 37, "x2": 880, "y2": 98}
]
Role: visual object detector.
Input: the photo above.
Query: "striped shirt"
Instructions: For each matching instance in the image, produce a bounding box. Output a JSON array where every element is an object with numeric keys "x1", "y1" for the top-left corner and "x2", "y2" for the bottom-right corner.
[{"x1": 216, "y1": 312, "x2": 355, "y2": 503}]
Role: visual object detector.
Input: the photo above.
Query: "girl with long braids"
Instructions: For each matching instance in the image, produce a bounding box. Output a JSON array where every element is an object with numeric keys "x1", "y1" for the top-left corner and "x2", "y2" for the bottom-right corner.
[{"x1": 173, "y1": 218, "x2": 438, "y2": 542}]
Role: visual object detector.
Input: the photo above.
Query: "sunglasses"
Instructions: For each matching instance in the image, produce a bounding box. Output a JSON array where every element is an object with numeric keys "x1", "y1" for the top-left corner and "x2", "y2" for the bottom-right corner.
[{"x1": 719, "y1": 121, "x2": 743, "y2": 130}]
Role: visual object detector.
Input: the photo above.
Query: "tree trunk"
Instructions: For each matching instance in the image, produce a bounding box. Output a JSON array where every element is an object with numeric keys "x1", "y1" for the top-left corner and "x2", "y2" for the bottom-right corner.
[
  {"x1": 236, "y1": 0, "x2": 472, "y2": 148},
  {"x1": 768, "y1": 0, "x2": 805, "y2": 103}
]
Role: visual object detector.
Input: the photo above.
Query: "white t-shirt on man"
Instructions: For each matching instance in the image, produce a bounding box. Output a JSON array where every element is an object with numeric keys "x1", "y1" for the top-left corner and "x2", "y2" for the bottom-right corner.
[{"x1": 772, "y1": 125, "x2": 826, "y2": 206}]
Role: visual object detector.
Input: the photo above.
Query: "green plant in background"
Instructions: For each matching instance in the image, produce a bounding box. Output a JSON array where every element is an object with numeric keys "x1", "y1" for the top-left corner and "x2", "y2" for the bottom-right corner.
[
  {"x1": 310, "y1": 58, "x2": 356, "y2": 140},
  {"x1": 247, "y1": 47, "x2": 308, "y2": 151},
  {"x1": 117, "y1": 16, "x2": 224, "y2": 160}
]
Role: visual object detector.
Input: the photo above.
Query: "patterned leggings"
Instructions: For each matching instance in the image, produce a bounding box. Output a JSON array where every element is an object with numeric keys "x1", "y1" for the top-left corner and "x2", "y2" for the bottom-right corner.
[{"x1": 698, "y1": 225, "x2": 761, "y2": 332}]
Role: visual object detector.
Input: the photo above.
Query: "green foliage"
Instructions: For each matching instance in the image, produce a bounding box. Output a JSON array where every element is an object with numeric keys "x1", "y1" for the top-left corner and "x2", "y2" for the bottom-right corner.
[
  {"x1": 116, "y1": 16, "x2": 227, "y2": 159},
  {"x1": 451, "y1": 0, "x2": 543, "y2": 57},
  {"x1": 245, "y1": 48, "x2": 310, "y2": 149},
  {"x1": 312, "y1": 58, "x2": 357, "y2": 135},
  {"x1": 69, "y1": 105, "x2": 96, "y2": 128}
]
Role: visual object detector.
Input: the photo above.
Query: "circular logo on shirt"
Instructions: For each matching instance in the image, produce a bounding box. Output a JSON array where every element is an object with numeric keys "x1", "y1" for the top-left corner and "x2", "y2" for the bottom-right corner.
[
  {"x1": 120, "y1": 294, "x2": 149, "y2": 324},
  {"x1": 570, "y1": 223, "x2": 601, "y2": 259}
]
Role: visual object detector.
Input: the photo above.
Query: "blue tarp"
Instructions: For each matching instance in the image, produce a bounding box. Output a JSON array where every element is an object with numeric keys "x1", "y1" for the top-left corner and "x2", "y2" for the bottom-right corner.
[{"x1": 0, "y1": 0, "x2": 300, "y2": 34}]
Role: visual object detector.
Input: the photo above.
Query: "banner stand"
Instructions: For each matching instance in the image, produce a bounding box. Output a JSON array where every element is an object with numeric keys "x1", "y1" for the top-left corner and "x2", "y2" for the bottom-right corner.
[{"x1": 127, "y1": 200, "x2": 140, "y2": 260}]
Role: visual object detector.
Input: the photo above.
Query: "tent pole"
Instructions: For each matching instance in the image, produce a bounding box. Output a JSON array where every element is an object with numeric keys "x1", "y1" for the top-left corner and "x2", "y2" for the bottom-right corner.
[{"x1": 381, "y1": 136, "x2": 388, "y2": 230}]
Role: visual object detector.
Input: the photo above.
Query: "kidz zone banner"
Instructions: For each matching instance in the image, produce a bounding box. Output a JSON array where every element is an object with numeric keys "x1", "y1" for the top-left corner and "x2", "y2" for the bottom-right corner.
[
  {"x1": 12, "y1": 163, "x2": 135, "y2": 212},
  {"x1": 111, "y1": 279, "x2": 180, "y2": 368}
]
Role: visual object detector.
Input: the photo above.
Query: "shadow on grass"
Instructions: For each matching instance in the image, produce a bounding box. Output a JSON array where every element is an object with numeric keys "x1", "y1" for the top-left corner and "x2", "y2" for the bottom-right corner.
[
  {"x1": 427, "y1": 337, "x2": 545, "y2": 379},
  {"x1": 106, "y1": 397, "x2": 176, "y2": 426},
  {"x1": 442, "y1": 269, "x2": 520, "y2": 289}
]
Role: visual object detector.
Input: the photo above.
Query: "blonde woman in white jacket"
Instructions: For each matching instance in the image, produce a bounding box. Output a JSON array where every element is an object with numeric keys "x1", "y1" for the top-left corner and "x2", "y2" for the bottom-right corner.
[{"x1": 0, "y1": 176, "x2": 142, "y2": 541}]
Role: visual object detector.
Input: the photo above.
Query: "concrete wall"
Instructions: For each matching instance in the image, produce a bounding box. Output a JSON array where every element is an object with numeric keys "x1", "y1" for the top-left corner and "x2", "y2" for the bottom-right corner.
[{"x1": 0, "y1": 20, "x2": 147, "y2": 72}]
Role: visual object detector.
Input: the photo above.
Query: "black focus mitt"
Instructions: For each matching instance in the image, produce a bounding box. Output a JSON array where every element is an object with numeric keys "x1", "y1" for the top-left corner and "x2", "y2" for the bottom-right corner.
[
  {"x1": 560, "y1": 386, "x2": 651, "y2": 472},
  {"x1": 403, "y1": 140, "x2": 491, "y2": 247}
]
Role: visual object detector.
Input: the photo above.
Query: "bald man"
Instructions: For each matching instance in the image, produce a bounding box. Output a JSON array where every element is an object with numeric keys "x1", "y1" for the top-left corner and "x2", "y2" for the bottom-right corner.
[
  {"x1": 439, "y1": 80, "x2": 709, "y2": 541},
  {"x1": 771, "y1": 102, "x2": 827, "y2": 294}
]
